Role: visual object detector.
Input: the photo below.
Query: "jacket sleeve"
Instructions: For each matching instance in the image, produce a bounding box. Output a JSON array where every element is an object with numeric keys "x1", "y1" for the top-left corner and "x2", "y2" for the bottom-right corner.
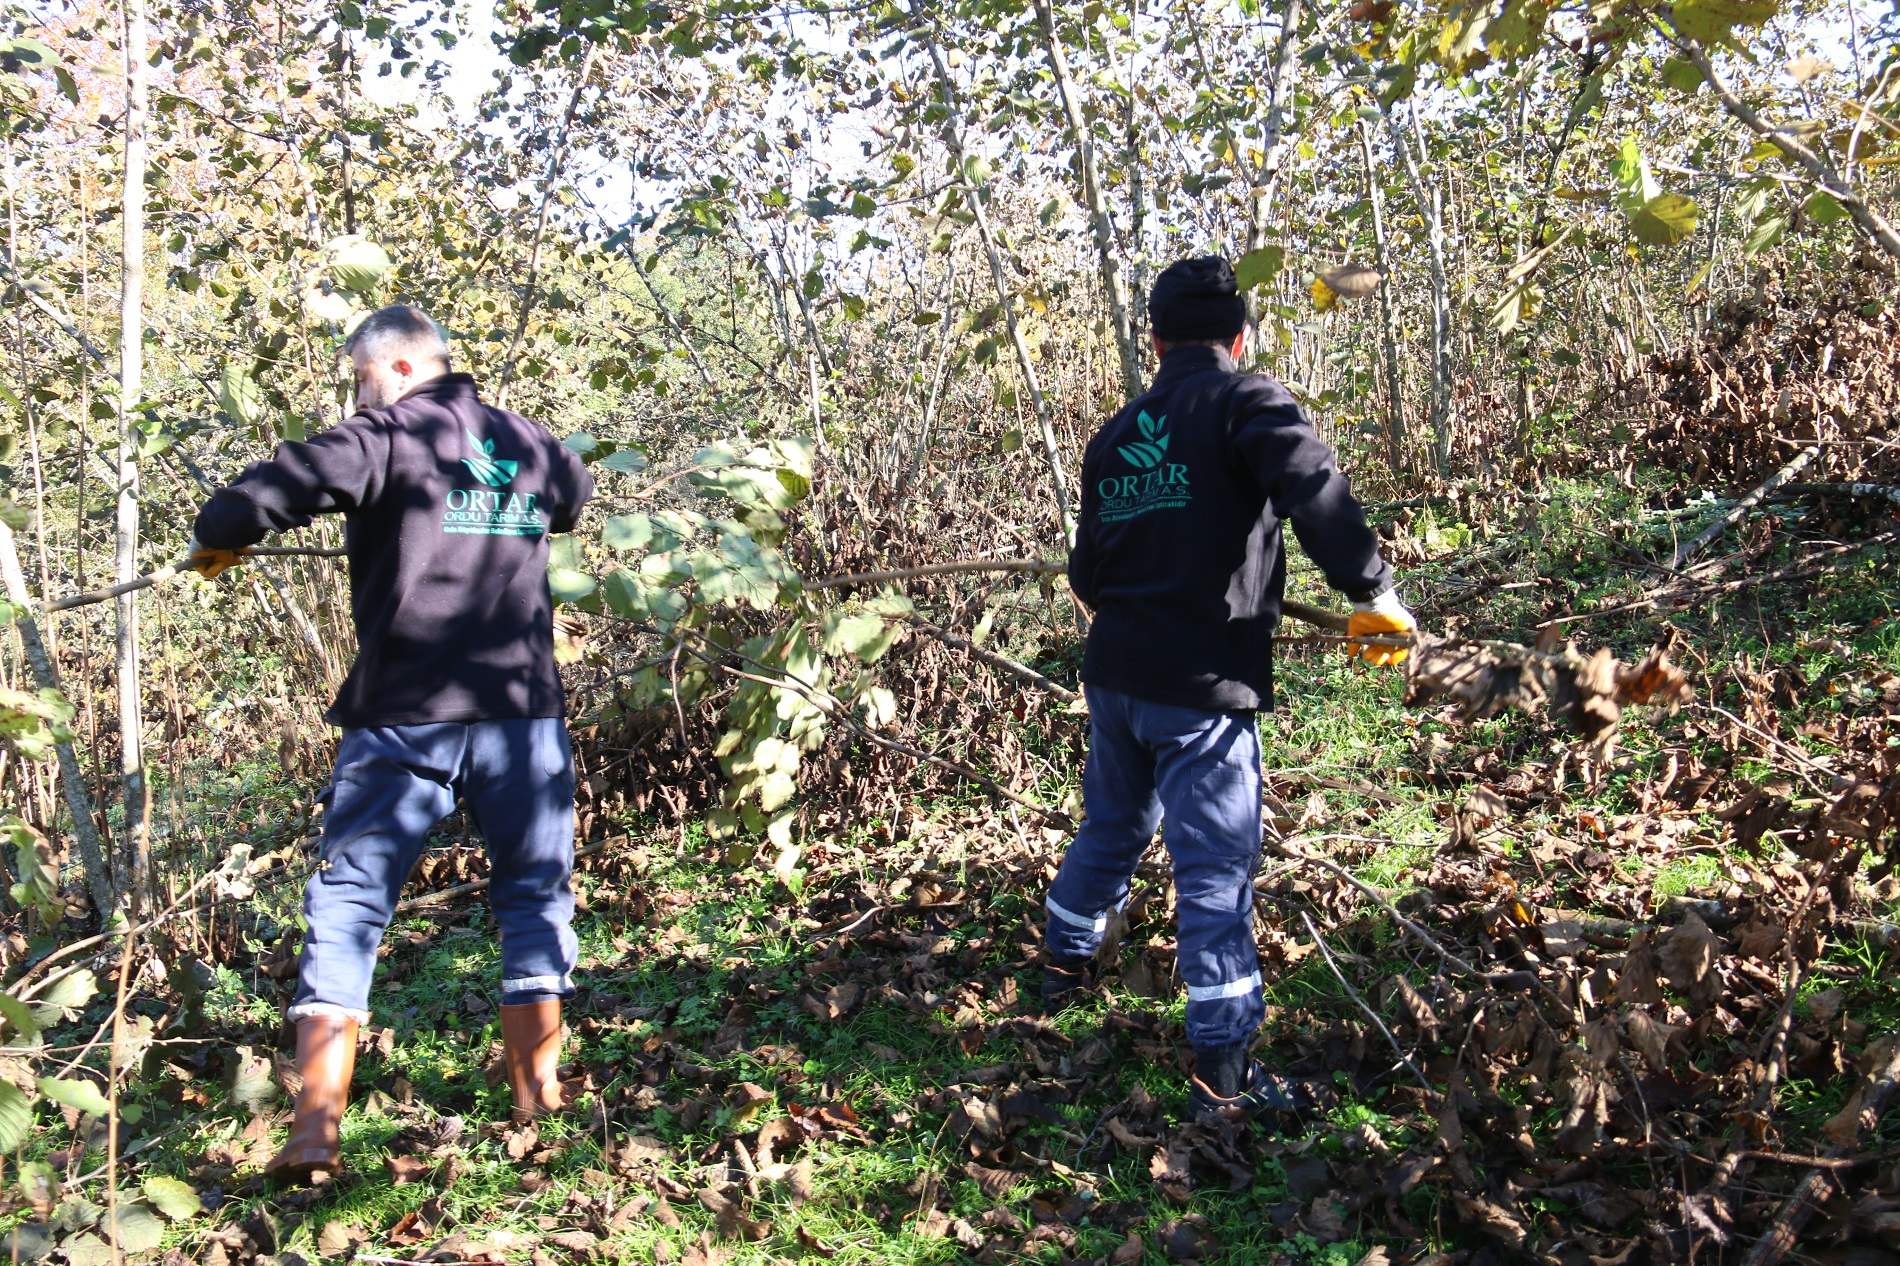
[
  {"x1": 546, "y1": 442, "x2": 595, "y2": 535},
  {"x1": 1066, "y1": 435, "x2": 1103, "y2": 608},
  {"x1": 1229, "y1": 380, "x2": 1393, "y2": 602},
  {"x1": 192, "y1": 416, "x2": 391, "y2": 551}
]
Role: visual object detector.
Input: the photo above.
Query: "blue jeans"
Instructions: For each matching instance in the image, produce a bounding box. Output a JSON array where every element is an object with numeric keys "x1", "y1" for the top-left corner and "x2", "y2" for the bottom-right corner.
[
  {"x1": 288, "y1": 719, "x2": 579, "y2": 1022},
  {"x1": 1045, "y1": 686, "x2": 1264, "y2": 1049}
]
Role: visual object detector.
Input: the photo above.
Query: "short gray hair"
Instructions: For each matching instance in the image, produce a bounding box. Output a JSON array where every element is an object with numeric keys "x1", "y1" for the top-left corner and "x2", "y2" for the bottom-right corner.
[{"x1": 344, "y1": 304, "x2": 450, "y2": 367}]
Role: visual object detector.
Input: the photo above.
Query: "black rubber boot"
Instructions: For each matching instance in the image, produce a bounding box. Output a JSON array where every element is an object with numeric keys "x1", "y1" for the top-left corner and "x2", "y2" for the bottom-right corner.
[{"x1": 1189, "y1": 1044, "x2": 1325, "y2": 1126}]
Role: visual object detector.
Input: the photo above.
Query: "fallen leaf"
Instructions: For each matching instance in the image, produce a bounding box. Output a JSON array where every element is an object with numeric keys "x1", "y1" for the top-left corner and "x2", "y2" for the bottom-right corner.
[
  {"x1": 1657, "y1": 912, "x2": 1721, "y2": 1003},
  {"x1": 963, "y1": 1162, "x2": 1020, "y2": 1200},
  {"x1": 544, "y1": 1230, "x2": 600, "y2": 1252},
  {"x1": 387, "y1": 1153, "x2": 435, "y2": 1185},
  {"x1": 1158, "y1": 1217, "x2": 1211, "y2": 1261},
  {"x1": 317, "y1": 1222, "x2": 366, "y2": 1256}
]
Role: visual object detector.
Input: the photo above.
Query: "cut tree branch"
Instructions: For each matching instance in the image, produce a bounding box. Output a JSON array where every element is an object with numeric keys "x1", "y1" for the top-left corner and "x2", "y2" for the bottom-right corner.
[
  {"x1": 44, "y1": 548, "x2": 347, "y2": 613},
  {"x1": 906, "y1": 614, "x2": 1077, "y2": 703},
  {"x1": 1669, "y1": 444, "x2": 1821, "y2": 571}
]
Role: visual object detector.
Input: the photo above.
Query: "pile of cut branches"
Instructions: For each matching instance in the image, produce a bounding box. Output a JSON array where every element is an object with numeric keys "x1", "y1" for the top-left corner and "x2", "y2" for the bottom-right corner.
[{"x1": 1628, "y1": 262, "x2": 1900, "y2": 487}]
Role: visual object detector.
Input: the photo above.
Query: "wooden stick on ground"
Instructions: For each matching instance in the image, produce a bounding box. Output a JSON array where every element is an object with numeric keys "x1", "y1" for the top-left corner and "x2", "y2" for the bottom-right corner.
[
  {"x1": 1669, "y1": 444, "x2": 1822, "y2": 571},
  {"x1": 1741, "y1": 1039, "x2": 1900, "y2": 1266},
  {"x1": 1780, "y1": 481, "x2": 1900, "y2": 507}
]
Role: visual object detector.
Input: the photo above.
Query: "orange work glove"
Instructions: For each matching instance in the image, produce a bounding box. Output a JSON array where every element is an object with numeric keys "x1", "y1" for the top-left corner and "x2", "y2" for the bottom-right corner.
[
  {"x1": 1344, "y1": 590, "x2": 1417, "y2": 667},
  {"x1": 186, "y1": 536, "x2": 248, "y2": 580}
]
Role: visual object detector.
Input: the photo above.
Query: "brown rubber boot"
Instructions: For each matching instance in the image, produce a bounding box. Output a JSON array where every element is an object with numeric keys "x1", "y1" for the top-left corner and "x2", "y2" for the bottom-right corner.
[
  {"x1": 500, "y1": 999, "x2": 570, "y2": 1122},
  {"x1": 264, "y1": 1014, "x2": 358, "y2": 1185}
]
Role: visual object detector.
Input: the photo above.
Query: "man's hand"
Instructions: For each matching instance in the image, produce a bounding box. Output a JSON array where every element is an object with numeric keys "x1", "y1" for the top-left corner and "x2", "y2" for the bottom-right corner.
[
  {"x1": 1345, "y1": 589, "x2": 1417, "y2": 667},
  {"x1": 186, "y1": 536, "x2": 247, "y2": 580}
]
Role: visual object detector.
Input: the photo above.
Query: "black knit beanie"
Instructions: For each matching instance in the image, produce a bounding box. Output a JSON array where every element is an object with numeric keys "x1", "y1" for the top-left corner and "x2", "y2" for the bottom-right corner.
[{"x1": 1148, "y1": 255, "x2": 1246, "y2": 343}]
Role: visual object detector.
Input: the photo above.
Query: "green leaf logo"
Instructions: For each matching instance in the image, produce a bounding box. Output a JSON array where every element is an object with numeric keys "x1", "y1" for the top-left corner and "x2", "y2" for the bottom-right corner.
[
  {"x1": 1117, "y1": 411, "x2": 1170, "y2": 469},
  {"x1": 462, "y1": 429, "x2": 518, "y2": 486}
]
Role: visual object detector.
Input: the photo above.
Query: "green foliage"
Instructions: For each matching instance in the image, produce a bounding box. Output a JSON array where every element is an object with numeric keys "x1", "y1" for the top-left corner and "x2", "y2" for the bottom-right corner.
[
  {"x1": 36, "y1": 1075, "x2": 110, "y2": 1119},
  {"x1": 0, "y1": 1082, "x2": 31, "y2": 1153},
  {"x1": 0, "y1": 688, "x2": 74, "y2": 763},
  {"x1": 217, "y1": 362, "x2": 267, "y2": 436},
  {"x1": 6, "y1": 818, "x2": 63, "y2": 927},
  {"x1": 1630, "y1": 193, "x2": 1700, "y2": 246},
  {"x1": 1610, "y1": 136, "x2": 1661, "y2": 215},
  {"x1": 559, "y1": 434, "x2": 918, "y2": 850},
  {"x1": 325, "y1": 234, "x2": 393, "y2": 294},
  {"x1": 142, "y1": 1176, "x2": 203, "y2": 1221},
  {"x1": 1671, "y1": 0, "x2": 1782, "y2": 49},
  {"x1": 1661, "y1": 58, "x2": 1704, "y2": 94},
  {"x1": 1235, "y1": 245, "x2": 1286, "y2": 290}
]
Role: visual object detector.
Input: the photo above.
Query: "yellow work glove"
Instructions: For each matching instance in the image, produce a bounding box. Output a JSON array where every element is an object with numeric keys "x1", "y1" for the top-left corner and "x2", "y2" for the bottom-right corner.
[
  {"x1": 186, "y1": 536, "x2": 247, "y2": 580},
  {"x1": 1345, "y1": 590, "x2": 1417, "y2": 667}
]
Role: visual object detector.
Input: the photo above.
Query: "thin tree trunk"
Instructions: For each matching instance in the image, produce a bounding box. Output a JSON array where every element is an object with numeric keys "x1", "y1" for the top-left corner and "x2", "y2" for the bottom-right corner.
[
  {"x1": 1121, "y1": 0, "x2": 1146, "y2": 328},
  {"x1": 772, "y1": 233, "x2": 834, "y2": 379},
  {"x1": 630, "y1": 257, "x2": 716, "y2": 393},
  {"x1": 1245, "y1": 0, "x2": 1304, "y2": 318},
  {"x1": 113, "y1": 0, "x2": 149, "y2": 917},
  {"x1": 1357, "y1": 121, "x2": 1405, "y2": 476},
  {"x1": 1033, "y1": 0, "x2": 1140, "y2": 398},
  {"x1": 0, "y1": 521, "x2": 115, "y2": 918},
  {"x1": 496, "y1": 47, "x2": 597, "y2": 407},
  {"x1": 916, "y1": 21, "x2": 1076, "y2": 547},
  {"x1": 1391, "y1": 104, "x2": 1452, "y2": 474},
  {"x1": 894, "y1": 272, "x2": 959, "y2": 516}
]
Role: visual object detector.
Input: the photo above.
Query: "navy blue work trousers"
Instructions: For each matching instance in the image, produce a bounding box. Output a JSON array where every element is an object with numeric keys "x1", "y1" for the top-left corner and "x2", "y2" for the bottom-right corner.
[
  {"x1": 288, "y1": 719, "x2": 579, "y2": 1022},
  {"x1": 1044, "y1": 686, "x2": 1265, "y2": 1048}
]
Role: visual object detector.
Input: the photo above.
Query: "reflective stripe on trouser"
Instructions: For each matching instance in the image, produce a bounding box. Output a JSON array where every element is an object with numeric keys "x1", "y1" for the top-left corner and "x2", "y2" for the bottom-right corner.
[
  {"x1": 1044, "y1": 685, "x2": 1265, "y2": 1048},
  {"x1": 291, "y1": 718, "x2": 580, "y2": 1019}
]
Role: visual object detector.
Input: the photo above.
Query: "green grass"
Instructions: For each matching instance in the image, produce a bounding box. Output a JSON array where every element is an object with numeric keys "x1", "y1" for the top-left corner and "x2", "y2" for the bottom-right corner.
[
  {"x1": 135, "y1": 831, "x2": 1441, "y2": 1265},
  {"x1": 1651, "y1": 854, "x2": 1722, "y2": 901}
]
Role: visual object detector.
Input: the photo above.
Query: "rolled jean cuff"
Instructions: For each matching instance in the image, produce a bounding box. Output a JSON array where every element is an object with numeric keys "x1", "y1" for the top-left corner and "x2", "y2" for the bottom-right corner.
[
  {"x1": 500, "y1": 972, "x2": 575, "y2": 1006},
  {"x1": 287, "y1": 1001, "x2": 371, "y2": 1024}
]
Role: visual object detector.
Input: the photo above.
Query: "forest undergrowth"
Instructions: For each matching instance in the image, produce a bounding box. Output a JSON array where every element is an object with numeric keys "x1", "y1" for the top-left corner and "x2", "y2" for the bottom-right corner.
[
  {"x1": 9, "y1": 0, "x2": 1900, "y2": 1261},
  {"x1": 6, "y1": 451, "x2": 1896, "y2": 1266}
]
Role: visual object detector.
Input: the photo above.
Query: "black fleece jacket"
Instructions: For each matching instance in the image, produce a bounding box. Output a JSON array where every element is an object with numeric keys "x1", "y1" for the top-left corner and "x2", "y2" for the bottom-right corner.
[
  {"x1": 1070, "y1": 345, "x2": 1392, "y2": 712},
  {"x1": 193, "y1": 373, "x2": 594, "y2": 728}
]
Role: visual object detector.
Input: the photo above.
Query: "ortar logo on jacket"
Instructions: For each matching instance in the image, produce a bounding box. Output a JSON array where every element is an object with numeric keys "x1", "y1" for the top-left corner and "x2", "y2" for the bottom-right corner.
[
  {"x1": 445, "y1": 429, "x2": 547, "y2": 537},
  {"x1": 1100, "y1": 410, "x2": 1192, "y2": 522}
]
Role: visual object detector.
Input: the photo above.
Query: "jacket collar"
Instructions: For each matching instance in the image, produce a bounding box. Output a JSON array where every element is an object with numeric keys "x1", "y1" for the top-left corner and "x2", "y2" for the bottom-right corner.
[
  {"x1": 399, "y1": 372, "x2": 481, "y2": 405},
  {"x1": 1151, "y1": 343, "x2": 1236, "y2": 386}
]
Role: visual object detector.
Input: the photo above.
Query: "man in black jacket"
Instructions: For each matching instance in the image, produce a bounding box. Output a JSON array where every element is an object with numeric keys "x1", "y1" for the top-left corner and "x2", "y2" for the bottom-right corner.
[
  {"x1": 1045, "y1": 257, "x2": 1415, "y2": 1123},
  {"x1": 188, "y1": 305, "x2": 595, "y2": 1181}
]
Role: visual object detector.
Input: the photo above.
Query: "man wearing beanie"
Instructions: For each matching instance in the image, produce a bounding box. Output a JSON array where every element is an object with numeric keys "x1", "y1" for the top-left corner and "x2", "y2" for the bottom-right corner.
[{"x1": 1041, "y1": 255, "x2": 1415, "y2": 1124}]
